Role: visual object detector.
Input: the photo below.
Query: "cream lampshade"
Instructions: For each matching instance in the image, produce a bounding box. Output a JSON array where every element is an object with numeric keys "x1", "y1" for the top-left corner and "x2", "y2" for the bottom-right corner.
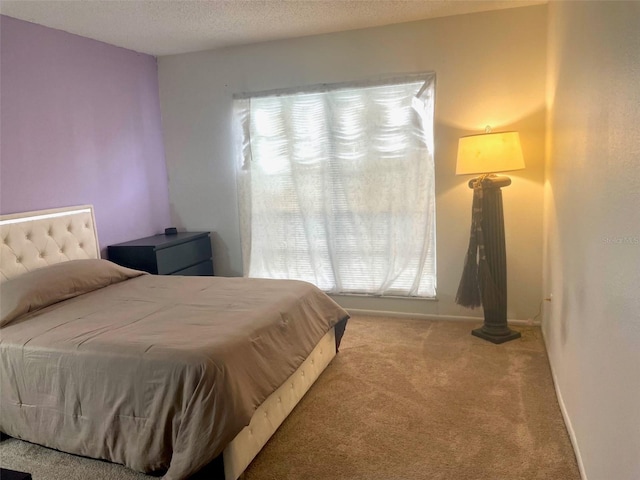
[{"x1": 456, "y1": 131, "x2": 525, "y2": 176}]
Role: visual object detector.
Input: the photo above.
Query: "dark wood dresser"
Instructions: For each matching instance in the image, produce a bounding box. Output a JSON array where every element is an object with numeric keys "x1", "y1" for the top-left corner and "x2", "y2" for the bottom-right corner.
[{"x1": 107, "y1": 232, "x2": 213, "y2": 276}]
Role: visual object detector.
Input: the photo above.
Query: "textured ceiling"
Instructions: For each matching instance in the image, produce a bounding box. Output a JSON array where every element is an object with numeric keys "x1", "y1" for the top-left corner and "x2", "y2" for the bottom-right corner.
[{"x1": 0, "y1": 0, "x2": 545, "y2": 56}]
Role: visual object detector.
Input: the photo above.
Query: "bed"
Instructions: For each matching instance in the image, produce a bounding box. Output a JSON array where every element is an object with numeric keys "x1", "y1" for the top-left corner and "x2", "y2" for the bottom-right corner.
[{"x1": 0, "y1": 205, "x2": 349, "y2": 480}]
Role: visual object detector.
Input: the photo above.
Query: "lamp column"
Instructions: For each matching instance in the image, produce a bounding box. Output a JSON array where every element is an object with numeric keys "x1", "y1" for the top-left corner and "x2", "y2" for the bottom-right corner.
[{"x1": 470, "y1": 175, "x2": 521, "y2": 344}]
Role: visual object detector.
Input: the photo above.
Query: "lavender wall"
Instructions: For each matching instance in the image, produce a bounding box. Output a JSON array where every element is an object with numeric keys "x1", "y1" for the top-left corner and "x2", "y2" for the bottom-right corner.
[{"x1": 0, "y1": 15, "x2": 170, "y2": 252}]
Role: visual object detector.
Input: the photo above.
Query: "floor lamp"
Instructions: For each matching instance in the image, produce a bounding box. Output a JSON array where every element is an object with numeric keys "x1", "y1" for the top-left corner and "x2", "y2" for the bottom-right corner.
[{"x1": 455, "y1": 128, "x2": 525, "y2": 344}]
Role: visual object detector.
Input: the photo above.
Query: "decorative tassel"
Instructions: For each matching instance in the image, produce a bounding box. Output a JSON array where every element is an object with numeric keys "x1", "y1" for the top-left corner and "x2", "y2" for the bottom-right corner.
[
  {"x1": 456, "y1": 249, "x2": 481, "y2": 308},
  {"x1": 456, "y1": 177, "x2": 486, "y2": 309}
]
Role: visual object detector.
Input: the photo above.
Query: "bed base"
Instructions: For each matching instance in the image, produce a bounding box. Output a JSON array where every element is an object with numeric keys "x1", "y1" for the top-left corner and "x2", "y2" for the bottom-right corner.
[
  {"x1": 194, "y1": 317, "x2": 347, "y2": 479},
  {"x1": 221, "y1": 324, "x2": 340, "y2": 479}
]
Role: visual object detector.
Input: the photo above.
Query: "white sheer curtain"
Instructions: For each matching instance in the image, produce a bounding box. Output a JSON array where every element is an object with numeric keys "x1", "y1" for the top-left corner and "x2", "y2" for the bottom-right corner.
[{"x1": 235, "y1": 74, "x2": 436, "y2": 297}]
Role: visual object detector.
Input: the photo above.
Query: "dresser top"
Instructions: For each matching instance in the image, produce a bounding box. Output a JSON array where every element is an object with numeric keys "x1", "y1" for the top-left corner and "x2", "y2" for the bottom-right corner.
[{"x1": 108, "y1": 231, "x2": 210, "y2": 249}]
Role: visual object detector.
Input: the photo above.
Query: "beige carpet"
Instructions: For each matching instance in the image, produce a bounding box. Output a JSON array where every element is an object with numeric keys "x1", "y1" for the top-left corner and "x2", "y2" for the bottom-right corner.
[{"x1": 0, "y1": 315, "x2": 580, "y2": 480}]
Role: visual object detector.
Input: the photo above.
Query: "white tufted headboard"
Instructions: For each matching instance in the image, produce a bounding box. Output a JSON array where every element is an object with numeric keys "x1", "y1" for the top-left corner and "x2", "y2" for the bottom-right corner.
[{"x1": 0, "y1": 205, "x2": 100, "y2": 282}]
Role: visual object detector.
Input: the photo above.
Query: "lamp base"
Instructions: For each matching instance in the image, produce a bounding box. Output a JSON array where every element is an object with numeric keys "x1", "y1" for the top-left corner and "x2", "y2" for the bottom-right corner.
[{"x1": 471, "y1": 326, "x2": 521, "y2": 344}]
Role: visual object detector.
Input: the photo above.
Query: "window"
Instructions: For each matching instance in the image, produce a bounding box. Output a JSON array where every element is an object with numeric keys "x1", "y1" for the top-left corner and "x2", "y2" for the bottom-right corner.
[{"x1": 234, "y1": 74, "x2": 436, "y2": 297}]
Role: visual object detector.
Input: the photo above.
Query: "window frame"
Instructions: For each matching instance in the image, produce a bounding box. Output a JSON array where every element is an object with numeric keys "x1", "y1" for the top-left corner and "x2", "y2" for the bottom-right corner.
[{"x1": 234, "y1": 73, "x2": 437, "y2": 298}]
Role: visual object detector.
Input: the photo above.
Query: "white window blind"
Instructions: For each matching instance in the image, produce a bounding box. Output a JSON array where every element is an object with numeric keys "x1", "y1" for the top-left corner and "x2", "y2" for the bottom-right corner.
[{"x1": 235, "y1": 74, "x2": 436, "y2": 297}]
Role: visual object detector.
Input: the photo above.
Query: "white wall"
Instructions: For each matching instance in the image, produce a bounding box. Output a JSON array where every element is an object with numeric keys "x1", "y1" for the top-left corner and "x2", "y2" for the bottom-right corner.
[
  {"x1": 544, "y1": 2, "x2": 640, "y2": 479},
  {"x1": 158, "y1": 5, "x2": 547, "y2": 320}
]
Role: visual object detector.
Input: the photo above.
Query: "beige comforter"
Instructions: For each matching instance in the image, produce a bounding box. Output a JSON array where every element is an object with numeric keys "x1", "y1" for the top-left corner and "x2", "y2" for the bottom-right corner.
[{"x1": 0, "y1": 269, "x2": 348, "y2": 479}]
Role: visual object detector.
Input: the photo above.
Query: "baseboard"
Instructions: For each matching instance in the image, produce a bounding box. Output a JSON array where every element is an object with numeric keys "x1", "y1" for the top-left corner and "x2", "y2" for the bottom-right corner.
[
  {"x1": 345, "y1": 308, "x2": 541, "y2": 326},
  {"x1": 540, "y1": 329, "x2": 588, "y2": 480}
]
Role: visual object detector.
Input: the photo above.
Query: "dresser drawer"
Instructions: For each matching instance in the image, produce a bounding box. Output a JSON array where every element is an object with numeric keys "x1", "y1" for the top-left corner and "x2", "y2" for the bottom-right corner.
[
  {"x1": 171, "y1": 260, "x2": 214, "y2": 276},
  {"x1": 156, "y1": 236, "x2": 212, "y2": 274}
]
